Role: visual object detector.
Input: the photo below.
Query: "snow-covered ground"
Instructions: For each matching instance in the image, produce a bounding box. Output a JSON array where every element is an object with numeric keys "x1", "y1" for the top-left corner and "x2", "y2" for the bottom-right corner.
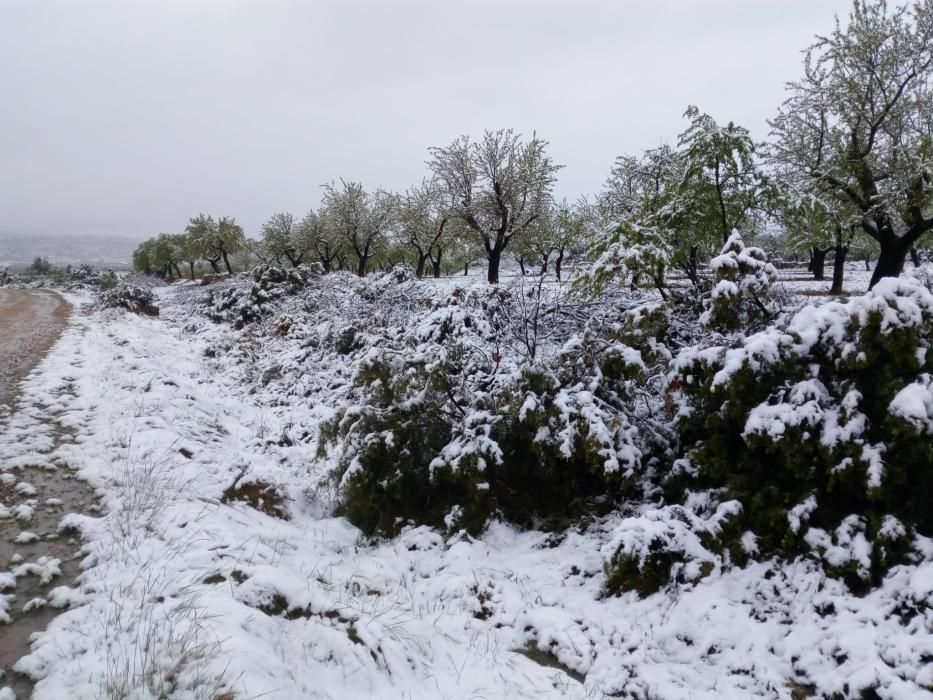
[
  {"x1": 1, "y1": 272, "x2": 931, "y2": 699},
  {"x1": 772, "y1": 262, "x2": 874, "y2": 297}
]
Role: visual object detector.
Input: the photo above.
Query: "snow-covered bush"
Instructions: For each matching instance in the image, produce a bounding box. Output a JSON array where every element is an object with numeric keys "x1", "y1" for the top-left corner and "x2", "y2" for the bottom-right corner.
[
  {"x1": 672, "y1": 276, "x2": 933, "y2": 589},
  {"x1": 98, "y1": 284, "x2": 159, "y2": 316},
  {"x1": 69, "y1": 263, "x2": 101, "y2": 286},
  {"x1": 252, "y1": 262, "x2": 321, "y2": 290},
  {"x1": 579, "y1": 222, "x2": 672, "y2": 298},
  {"x1": 602, "y1": 500, "x2": 744, "y2": 597},
  {"x1": 67, "y1": 264, "x2": 118, "y2": 290},
  {"x1": 323, "y1": 287, "x2": 661, "y2": 536},
  {"x1": 203, "y1": 264, "x2": 319, "y2": 329},
  {"x1": 98, "y1": 268, "x2": 118, "y2": 290},
  {"x1": 908, "y1": 262, "x2": 933, "y2": 293},
  {"x1": 700, "y1": 231, "x2": 779, "y2": 332}
]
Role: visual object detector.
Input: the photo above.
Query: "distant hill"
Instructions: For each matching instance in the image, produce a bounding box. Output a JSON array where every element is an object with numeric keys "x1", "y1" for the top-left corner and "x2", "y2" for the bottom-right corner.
[{"x1": 0, "y1": 233, "x2": 141, "y2": 268}]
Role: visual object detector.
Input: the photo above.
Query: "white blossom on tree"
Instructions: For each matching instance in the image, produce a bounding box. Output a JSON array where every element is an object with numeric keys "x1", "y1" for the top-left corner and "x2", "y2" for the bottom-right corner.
[{"x1": 428, "y1": 129, "x2": 562, "y2": 284}]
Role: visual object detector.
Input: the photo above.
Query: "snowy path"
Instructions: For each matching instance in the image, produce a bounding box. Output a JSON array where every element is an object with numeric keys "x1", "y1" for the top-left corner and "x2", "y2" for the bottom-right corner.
[
  {"x1": 0, "y1": 288, "x2": 97, "y2": 698},
  {"x1": 0, "y1": 288, "x2": 69, "y2": 411}
]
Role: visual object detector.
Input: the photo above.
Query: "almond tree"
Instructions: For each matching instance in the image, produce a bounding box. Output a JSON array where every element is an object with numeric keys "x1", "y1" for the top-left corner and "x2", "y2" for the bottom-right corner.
[
  {"x1": 132, "y1": 234, "x2": 185, "y2": 279},
  {"x1": 299, "y1": 209, "x2": 343, "y2": 272},
  {"x1": 260, "y1": 212, "x2": 307, "y2": 267},
  {"x1": 155, "y1": 233, "x2": 185, "y2": 279},
  {"x1": 132, "y1": 241, "x2": 154, "y2": 276},
  {"x1": 216, "y1": 216, "x2": 246, "y2": 274},
  {"x1": 398, "y1": 179, "x2": 455, "y2": 278},
  {"x1": 600, "y1": 144, "x2": 690, "y2": 285},
  {"x1": 429, "y1": 129, "x2": 561, "y2": 284},
  {"x1": 603, "y1": 144, "x2": 683, "y2": 224},
  {"x1": 185, "y1": 214, "x2": 245, "y2": 274},
  {"x1": 770, "y1": 0, "x2": 933, "y2": 289},
  {"x1": 185, "y1": 214, "x2": 220, "y2": 272},
  {"x1": 177, "y1": 231, "x2": 202, "y2": 280},
  {"x1": 322, "y1": 180, "x2": 394, "y2": 277},
  {"x1": 525, "y1": 199, "x2": 586, "y2": 281},
  {"x1": 678, "y1": 106, "x2": 771, "y2": 249},
  {"x1": 775, "y1": 178, "x2": 868, "y2": 293}
]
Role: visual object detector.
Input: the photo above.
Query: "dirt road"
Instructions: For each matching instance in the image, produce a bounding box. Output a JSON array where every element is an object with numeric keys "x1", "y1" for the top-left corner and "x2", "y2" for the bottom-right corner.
[
  {"x1": 0, "y1": 288, "x2": 70, "y2": 411},
  {"x1": 0, "y1": 287, "x2": 80, "y2": 697}
]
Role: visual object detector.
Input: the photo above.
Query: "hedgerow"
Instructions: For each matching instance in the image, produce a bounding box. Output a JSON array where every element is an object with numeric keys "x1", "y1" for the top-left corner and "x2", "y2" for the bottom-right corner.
[{"x1": 193, "y1": 245, "x2": 932, "y2": 599}]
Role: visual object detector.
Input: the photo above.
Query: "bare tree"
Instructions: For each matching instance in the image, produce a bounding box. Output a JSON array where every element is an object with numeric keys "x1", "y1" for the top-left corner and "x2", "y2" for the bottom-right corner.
[
  {"x1": 770, "y1": 0, "x2": 933, "y2": 289},
  {"x1": 428, "y1": 129, "x2": 562, "y2": 284},
  {"x1": 322, "y1": 181, "x2": 394, "y2": 277}
]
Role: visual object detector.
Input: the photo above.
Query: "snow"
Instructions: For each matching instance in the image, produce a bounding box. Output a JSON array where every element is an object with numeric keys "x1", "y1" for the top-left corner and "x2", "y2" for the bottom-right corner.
[
  {"x1": 890, "y1": 373, "x2": 933, "y2": 434},
  {"x1": 0, "y1": 277, "x2": 930, "y2": 698},
  {"x1": 677, "y1": 274, "x2": 932, "y2": 499},
  {"x1": 12, "y1": 532, "x2": 39, "y2": 545},
  {"x1": 788, "y1": 495, "x2": 817, "y2": 534}
]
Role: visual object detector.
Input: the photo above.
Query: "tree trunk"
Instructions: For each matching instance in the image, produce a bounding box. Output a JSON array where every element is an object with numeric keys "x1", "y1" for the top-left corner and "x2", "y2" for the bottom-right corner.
[
  {"x1": 415, "y1": 253, "x2": 428, "y2": 279},
  {"x1": 554, "y1": 249, "x2": 564, "y2": 282},
  {"x1": 830, "y1": 245, "x2": 848, "y2": 295},
  {"x1": 171, "y1": 262, "x2": 182, "y2": 279},
  {"x1": 909, "y1": 246, "x2": 921, "y2": 267},
  {"x1": 464, "y1": 262, "x2": 469, "y2": 276},
  {"x1": 869, "y1": 239, "x2": 910, "y2": 289},
  {"x1": 540, "y1": 252, "x2": 549, "y2": 276},
  {"x1": 809, "y1": 247, "x2": 832, "y2": 281},
  {"x1": 516, "y1": 255, "x2": 526, "y2": 276},
  {"x1": 206, "y1": 257, "x2": 221, "y2": 274},
  {"x1": 222, "y1": 250, "x2": 233, "y2": 274},
  {"x1": 432, "y1": 249, "x2": 442, "y2": 278},
  {"x1": 188, "y1": 262, "x2": 196, "y2": 280},
  {"x1": 487, "y1": 249, "x2": 502, "y2": 284},
  {"x1": 356, "y1": 254, "x2": 367, "y2": 277},
  {"x1": 688, "y1": 245, "x2": 699, "y2": 284}
]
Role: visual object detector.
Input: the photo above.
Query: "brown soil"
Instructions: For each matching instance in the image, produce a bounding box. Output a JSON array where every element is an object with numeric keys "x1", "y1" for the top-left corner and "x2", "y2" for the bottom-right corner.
[
  {"x1": 0, "y1": 288, "x2": 96, "y2": 698},
  {"x1": 0, "y1": 288, "x2": 70, "y2": 411}
]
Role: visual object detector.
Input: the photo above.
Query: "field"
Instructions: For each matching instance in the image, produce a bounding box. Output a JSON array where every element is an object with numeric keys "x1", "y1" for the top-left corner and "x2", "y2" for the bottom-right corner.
[{"x1": 1, "y1": 260, "x2": 930, "y2": 699}]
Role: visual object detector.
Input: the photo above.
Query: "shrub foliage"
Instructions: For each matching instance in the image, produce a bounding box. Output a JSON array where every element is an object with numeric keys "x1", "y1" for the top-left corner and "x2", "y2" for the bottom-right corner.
[{"x1": 670, "y1": 276, "x2": 933, "y2": 589}]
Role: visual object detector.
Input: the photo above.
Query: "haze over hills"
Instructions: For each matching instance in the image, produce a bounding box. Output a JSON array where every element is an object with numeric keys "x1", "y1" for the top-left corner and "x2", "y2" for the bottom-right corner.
[{"x1": 0, "y1": 232, "x2": 140, "y2": 267}]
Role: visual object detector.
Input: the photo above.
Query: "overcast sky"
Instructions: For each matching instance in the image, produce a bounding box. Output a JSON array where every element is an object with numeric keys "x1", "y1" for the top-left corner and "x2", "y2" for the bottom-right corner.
[{"x1": 0, "y1": 0, "x2": 854, "y2": 240}]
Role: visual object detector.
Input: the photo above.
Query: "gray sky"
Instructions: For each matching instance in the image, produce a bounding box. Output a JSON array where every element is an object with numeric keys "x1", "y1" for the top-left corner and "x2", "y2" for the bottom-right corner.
[{"x1": 0, "y1": 0, "x2": 853, "y2": 240}]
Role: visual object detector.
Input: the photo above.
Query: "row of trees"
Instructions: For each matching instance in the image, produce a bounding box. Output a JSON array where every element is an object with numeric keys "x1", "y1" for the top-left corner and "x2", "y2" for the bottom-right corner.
[
  {"x1": 254, "y1": 171, "x2": 588, "y2": 284},
  {"x1": 134, "y1": 0, "x2": 931, "y2": 290},
  {"x1": 133, "y1": 164, "x2": 590, "y2": 284},
  {"x1": 133, "y1": 215, "x2": 246, "y2": 280},
  {"x1": 771, "y1": 0, "x2": 933, "y2": 290},
  {"x1": 592, "y1": 0, "x2": 931, "y2": 294}
]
